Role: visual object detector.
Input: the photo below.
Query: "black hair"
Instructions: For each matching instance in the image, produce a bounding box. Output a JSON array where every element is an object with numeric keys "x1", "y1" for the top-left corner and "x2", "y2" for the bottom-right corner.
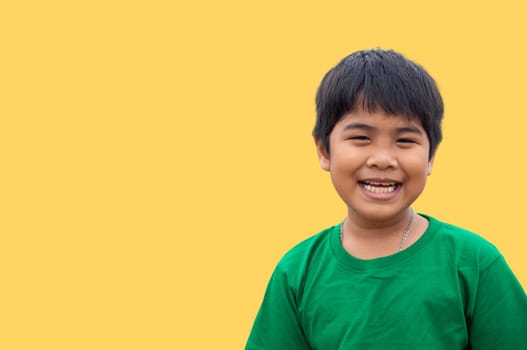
[{"x1": 313, "y1": 49, "x2": 443, "y2": 159}]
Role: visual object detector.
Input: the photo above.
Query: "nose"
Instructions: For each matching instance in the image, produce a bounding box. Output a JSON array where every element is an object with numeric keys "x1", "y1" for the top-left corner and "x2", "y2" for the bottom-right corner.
[{"x1": 366, "y1": 147, "x2": 398, "y2": 169}]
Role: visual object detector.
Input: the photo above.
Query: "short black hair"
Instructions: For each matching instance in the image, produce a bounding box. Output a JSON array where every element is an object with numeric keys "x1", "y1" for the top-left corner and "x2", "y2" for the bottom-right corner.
[{"x1": 313, "y1": 49, "x2": 443, "y2": 159}]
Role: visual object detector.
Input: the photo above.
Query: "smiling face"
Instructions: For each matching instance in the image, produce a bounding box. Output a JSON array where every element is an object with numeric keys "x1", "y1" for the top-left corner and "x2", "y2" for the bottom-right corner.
[{"x1": 316, "y1": 108, "x2": 434, "y2": 225}]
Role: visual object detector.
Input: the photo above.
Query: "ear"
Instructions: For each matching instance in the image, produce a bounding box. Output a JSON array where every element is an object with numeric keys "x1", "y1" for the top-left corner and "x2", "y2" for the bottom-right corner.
[
  {"x1": 427, "y1": 155, "x2": 435, "y2": 176},
  {"x1": 315, "y1": 138, "x2": 331, "y2": 171}
]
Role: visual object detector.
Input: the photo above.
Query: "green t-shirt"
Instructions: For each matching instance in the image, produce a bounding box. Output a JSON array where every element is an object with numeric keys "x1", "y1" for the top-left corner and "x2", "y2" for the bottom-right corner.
[{"x1": 246, "y1": 215, "x2": 527, "y2": 349}]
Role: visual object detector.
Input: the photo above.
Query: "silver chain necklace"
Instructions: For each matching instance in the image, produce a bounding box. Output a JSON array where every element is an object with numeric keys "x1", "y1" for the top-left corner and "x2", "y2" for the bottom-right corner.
[{"x1": 339, "y1": 208, "x2": 415, "y2": 253}]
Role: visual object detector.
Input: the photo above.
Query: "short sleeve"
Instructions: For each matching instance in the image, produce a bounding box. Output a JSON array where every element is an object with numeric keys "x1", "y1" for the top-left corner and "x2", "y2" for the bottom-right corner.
[
  {"x1": 245, "y1": 265, "x2": 311, "y2": 350},
  {"x1": 469, "y1": 255, "x2": 527, "y2": 349}
]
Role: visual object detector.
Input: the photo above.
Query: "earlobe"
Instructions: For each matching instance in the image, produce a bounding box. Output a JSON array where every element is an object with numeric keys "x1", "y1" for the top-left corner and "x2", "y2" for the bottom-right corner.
[
  {"x1": 315, "y1": 139, "x2": 331, "y2": 172},
  {"x1": 320, "y1": 156, "x2": 330, "y2": 171},
  {"x1": 427, "y1": 156, "x2": 435, "y2": 176}
]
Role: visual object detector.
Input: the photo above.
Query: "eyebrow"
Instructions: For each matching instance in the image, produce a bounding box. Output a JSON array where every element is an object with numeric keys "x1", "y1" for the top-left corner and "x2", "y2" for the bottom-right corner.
[
  {"x1": 395, "y1": 126, "x2": 423, "y2": 135},
  {"x1": 342, "y1": 123, "x2": 375, "y2": 131},
  {"x1": 343, "y1": 123, "x2": 423, "y2": 135}
]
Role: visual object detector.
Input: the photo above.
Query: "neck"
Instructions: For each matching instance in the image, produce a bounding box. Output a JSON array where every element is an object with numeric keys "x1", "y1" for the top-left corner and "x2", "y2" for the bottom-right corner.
[
  {"x1": 340, "y1": 208, "x2": 416, "y2": 259},
  {"x1": 344, "y1": 208, "x2": 414, "y2": 238}
]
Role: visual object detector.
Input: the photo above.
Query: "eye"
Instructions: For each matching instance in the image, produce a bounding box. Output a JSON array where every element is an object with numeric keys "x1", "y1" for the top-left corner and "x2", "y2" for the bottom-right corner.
[
  {"x1": 397, "y1": 138, "x2": 417, "y2": 144},
  {"x1": 348, "y1": 135, "x2": 370, "y2": 141}
]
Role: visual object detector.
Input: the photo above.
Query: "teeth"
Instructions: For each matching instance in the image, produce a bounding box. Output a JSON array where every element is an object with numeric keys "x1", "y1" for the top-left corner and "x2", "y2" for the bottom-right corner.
[{"x1": 361, "y1": 182, "x2": 397, "y2": 193}]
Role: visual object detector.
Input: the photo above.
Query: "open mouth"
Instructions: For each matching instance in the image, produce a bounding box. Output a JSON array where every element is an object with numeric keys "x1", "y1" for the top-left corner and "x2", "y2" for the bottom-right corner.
[{"x1": 359, "y1": 181, "x2": 400, "y2": 194}]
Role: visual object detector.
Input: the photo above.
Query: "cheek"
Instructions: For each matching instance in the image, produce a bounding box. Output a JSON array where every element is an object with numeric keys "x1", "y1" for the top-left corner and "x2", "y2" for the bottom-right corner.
[
  {"x1": 329, "y1": 154, "x2": 361, "y2": 176},
  {"x1": 404, "y1": 158, "x2": 432, "y2": 184}
]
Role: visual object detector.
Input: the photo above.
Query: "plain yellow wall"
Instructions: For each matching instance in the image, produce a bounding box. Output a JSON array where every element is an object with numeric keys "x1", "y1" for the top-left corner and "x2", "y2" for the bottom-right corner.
[{"x1": 2, "y1": 1, "x2": 526, "y2": 349}]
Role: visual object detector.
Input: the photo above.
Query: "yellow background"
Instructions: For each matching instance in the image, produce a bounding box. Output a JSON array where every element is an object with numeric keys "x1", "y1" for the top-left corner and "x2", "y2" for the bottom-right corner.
[{"x1": 1, "y1": 1, "x2": 526, "y2": 349}]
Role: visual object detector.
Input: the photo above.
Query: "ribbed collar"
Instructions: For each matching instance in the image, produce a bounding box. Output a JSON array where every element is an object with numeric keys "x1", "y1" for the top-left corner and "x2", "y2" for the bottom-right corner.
[{"x1": 330, "y1": 214, "x2": 439, "y2": 272}]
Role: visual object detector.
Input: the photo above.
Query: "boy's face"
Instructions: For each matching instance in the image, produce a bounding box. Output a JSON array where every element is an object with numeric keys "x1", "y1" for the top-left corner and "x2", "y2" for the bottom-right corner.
[{"x1": 316, "y1": 108, "x2": 434, "y2": 223}]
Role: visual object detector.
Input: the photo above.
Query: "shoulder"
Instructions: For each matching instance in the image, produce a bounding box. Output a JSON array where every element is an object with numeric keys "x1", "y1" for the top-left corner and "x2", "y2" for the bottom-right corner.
[
  {"x1": 272, "y1": 224, "x2": 337, "y2": 282},
  {"x1": 278, "y1": 225, "x2": 336, "y2": 266},
  {"x1": 424, "y1": 214, "x2": 501, "y2": 270}
]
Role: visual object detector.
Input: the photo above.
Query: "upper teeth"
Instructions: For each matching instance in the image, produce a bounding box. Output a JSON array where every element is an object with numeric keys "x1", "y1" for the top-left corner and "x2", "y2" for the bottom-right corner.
[{"x1": 362, "y1": 182, "x2": 397, "y2": 193}]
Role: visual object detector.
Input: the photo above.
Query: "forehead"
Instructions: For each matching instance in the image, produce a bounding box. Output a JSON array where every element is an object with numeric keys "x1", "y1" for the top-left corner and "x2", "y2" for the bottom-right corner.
[{"x1": 335, "y1": 108, "x2": 424, "y2": 130}]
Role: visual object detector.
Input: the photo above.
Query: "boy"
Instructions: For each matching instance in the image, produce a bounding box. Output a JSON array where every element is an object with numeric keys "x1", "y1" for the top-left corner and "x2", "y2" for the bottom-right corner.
[{"x1": 245, "y1": 49, "x2": 527, "y2": 349}]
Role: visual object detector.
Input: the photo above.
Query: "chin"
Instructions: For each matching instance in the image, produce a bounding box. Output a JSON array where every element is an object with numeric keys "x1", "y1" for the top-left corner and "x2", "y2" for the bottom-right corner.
[{"x1": 349, "y1": 205, "x2": 410, "y2": 222}]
